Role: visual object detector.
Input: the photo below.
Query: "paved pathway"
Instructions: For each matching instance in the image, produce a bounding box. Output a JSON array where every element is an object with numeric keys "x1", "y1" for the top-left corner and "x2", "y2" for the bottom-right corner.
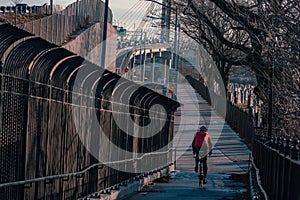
[{"x1": 125, "y1": 83, "x2": 251, "y2": 200}]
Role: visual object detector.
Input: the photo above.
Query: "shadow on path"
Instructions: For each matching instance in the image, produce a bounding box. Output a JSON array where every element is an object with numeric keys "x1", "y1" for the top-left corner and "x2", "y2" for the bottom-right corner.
[{"x1": 125, "y1": 84, "x2": 251, "y2": 200}]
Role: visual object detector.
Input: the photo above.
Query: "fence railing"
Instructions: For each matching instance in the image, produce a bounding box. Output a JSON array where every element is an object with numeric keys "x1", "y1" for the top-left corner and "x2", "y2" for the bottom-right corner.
[
  {"x1": 248, "y1": 152, "x2": 269, "y2": 200},
  {"x1": 253, "y1": 135, "x2": 300, "y2": 200},
  {"x1": 186, "y1": 75, "x2": 254, "y2": 145},
  {"x1": 186, "y1": 75, "x2": 300, "y2": 200},
  {"x1": 0, "y1": 24, "x2": 179, "y2": 200},
  {"x1": 0, "y1": 147, "x2": 176, "y2": 199}
]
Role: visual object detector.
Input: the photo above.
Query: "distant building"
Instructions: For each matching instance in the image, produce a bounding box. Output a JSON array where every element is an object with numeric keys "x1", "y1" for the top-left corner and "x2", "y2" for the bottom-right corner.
[
  {"x1": 16, "y1": 3, "x2": 28, "y2": 13},
  {"x1": 0, "y1": 3, "x2": 65, "y2": 14}
]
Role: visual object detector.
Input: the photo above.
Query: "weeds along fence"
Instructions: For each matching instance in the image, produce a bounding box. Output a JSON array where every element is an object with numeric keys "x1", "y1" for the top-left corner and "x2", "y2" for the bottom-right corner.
[
  {"x1": 186, "y1": 75, "x2": 300, "y2": 200},
  {"x1": 17, "y1": 0, "x2": 112, "y2": 46},
  {"x1": 0, "y1": 24, "x2": 179, "y2": 200}
]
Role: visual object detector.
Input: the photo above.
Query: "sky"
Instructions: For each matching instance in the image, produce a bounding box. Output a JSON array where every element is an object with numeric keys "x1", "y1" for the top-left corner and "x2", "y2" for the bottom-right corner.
[
  {"x1": 0, "y1": 0, "x2": 139, "y2": 20},
  {"x1": 109, "y1": 0, "x2": 140, "y2": 19}
]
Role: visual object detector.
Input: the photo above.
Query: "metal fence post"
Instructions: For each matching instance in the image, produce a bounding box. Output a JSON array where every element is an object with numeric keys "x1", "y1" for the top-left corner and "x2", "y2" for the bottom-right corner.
[{"x1": 291, "y1": 139, "x2": 299, "y2": 160}]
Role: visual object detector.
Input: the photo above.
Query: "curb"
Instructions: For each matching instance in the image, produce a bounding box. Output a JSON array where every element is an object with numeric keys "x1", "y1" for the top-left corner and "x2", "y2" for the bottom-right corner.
[
  {"x1": 248, "y1": 153, "x2": 268, "y2": 200},
  {"x1": 84, "y1": 164, "x2": 175, "y2": 200}
]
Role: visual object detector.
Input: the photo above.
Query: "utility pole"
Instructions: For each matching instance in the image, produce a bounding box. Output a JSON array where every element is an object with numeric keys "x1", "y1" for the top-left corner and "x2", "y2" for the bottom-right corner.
[
  {"x1": 268, "y1": 55, "x2": 274, "y2": 136},
  {"x1": 101, "y1": 0, "x2": 109, "y2": 68},
  {"x1": 161, "y1": 0, "x2": 166, "y2": 42},
  {"x1": 268, "y1": 36, "x2": 277, "y2": 137},
  {"x1": 146, "y1": 0, "x2": 179, "y2": 99},
  {"x1": 75, "y1": 0, "x2": 79, "y2": 27},
  {"x1": 161, "y1": 0, "x2": 171, "y2": 43},
  {"x1": 50, "y1": 0, "x2": 53, "y2": 15}
]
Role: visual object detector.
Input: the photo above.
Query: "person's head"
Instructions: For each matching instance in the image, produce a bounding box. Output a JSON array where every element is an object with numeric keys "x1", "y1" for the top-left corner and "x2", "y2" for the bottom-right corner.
[{"x1": 199, "y1": 126, "x2": 207, "y2": 132}]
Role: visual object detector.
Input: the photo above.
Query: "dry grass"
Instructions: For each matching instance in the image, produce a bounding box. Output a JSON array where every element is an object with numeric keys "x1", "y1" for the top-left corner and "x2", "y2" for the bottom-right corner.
[{"x1": 0, "y1": 13, "x2": 46, "y2": 25}]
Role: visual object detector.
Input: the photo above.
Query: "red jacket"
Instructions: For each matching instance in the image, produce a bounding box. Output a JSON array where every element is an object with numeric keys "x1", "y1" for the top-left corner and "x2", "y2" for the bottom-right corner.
[{"x1": 192, "y1": 131, "x2": 212, "y2": 151}]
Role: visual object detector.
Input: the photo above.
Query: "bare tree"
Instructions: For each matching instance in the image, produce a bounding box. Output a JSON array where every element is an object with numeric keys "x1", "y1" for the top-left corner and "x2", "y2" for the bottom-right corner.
[{"x1": 175, "y1": 0, "x2": 300, "y2": 136}]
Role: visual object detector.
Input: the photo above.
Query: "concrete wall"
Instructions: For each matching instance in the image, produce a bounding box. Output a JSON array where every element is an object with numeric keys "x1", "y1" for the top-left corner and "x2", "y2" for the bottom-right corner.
[
  {"x1": 63, "y1": 22, "x2": 117, "y2": 72},
  {"x1": 17, "y1": 0, "x2": 112, "y2": 46}
]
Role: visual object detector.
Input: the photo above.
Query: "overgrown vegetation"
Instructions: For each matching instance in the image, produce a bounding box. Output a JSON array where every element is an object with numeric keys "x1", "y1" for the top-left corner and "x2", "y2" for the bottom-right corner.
[{"x1": 0, "y1": 13, "x2": 46, "y2": 25}]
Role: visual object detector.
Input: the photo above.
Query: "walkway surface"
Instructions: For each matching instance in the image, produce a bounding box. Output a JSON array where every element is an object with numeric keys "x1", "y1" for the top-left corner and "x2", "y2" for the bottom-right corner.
[{"x1": 125, "y1": 83, "x2": 251, "y2": 200}]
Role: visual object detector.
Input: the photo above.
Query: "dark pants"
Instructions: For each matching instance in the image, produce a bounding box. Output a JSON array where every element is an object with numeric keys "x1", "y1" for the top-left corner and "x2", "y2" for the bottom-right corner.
[{"x1": 194, "y1": 147, "x2": 208, "y2": 178}]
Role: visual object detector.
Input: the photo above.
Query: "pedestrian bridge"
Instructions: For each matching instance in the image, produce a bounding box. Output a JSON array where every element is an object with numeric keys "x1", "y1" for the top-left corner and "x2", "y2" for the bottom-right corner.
[
  {"x1": 1, "y1": 1, "x2": 300, "y2": 198},
  {"x1": 0, "y1": 24, "x2": 179, "y2": 199}
]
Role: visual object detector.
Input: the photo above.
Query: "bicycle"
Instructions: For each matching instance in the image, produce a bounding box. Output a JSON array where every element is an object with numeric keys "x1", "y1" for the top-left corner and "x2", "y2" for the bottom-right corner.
[
  {"x1": 194, "y1": 151, "x2": 208, "y2": 188},
  {"x1": 198, "y1": 157, "x2": 206, "y2": 188}
]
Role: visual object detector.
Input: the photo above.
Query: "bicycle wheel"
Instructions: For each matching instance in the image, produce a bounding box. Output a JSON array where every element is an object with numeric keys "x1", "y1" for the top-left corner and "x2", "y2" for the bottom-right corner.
[
  {"x1": 198, "y1": 159, "x2": 204, "y2": 188},
  {"x1": 199, "y1": 174, "x2": 203, "y2": 188}
]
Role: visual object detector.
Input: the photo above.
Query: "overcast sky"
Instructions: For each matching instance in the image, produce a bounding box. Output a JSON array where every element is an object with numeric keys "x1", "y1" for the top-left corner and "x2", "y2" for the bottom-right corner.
[{"x1": 0, "y1": 0, "x2": 140, "y2": 19}]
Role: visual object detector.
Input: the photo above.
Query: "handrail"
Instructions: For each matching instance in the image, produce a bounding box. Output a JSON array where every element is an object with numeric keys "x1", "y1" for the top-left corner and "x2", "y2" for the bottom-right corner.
[{"x1": 0, "y1": 148, "x2": 176, "y2": 188}]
